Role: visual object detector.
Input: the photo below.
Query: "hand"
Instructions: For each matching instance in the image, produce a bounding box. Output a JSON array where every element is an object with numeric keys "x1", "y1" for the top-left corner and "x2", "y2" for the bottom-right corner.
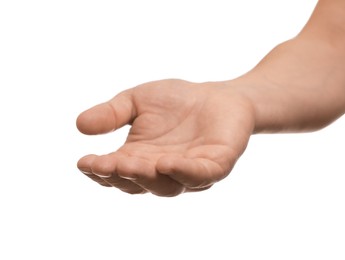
[{"x1": 76, "y1": 79, "x2": 255, "y2": 196}]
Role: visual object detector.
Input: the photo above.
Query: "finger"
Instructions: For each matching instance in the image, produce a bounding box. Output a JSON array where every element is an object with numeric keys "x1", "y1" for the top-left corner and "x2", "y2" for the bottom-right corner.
[
  {"x1": 116, "y1": 156, "x2": 185, "y2": 197},
  {"x1": 76, "y1": 90, "x2": 136, "y2": 135},
  {"x1": 185, "y1": 185, "x2": 213, "y2": 193},
  {"x1": 101, "y1": 174, "x2": 146, "y2": 194},
  {"x1": 80, "y1": 170, "x2": 112, "y2": 187},
  {"x1": 88, "y1": 154, "x2": 146, "y2": 194},
  {"x1": 77, "y1": 155, "x2": 112, "y2": 187},
  {"x1": 156, "y1": 155, "x2": 228, "y2": 189}
]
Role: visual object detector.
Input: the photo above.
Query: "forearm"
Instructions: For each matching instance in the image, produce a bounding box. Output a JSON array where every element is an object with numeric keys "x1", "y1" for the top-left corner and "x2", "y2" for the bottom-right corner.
[
  {"x1": 300, "y1": 0, "x2": 345, "y2": 47},
  {"x1": 232, "y1": 0, "x2": 345, "y2": 133}
]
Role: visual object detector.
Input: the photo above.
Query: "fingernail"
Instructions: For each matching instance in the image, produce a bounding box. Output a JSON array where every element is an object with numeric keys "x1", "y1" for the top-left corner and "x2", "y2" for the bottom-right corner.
[
  {"x1": 118, "y1": 174, "x2": 137, "y2": 181},
  {"x1": 79, "y1": 168, "x2": 92, "y2": 175},
  {"x1": 93, "y1": 171, "x2": 112, "y2": 178}
]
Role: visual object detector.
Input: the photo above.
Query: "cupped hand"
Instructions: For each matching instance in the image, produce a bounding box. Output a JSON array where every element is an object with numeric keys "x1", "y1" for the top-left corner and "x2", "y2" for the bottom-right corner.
[{"x1": 77, "y1": 79, "x2": 255, "y2": 196}]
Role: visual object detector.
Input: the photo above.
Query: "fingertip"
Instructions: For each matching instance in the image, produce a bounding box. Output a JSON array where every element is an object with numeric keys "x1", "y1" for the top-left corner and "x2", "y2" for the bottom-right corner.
[
  {"x1": 76, "y1": 104, "x2": 116, "y2": 135},
  {"x1": 156, "y1": 155, "x2": 180, "y2": 175},
  {"x1": 76, "y1": 110, "x2": 89, "y2": 134},
  {"x1": 77, "y1": 154, "x2": 97, "y2": 172},
  {"x1": 89, "y1": 154, "x2": 118, "y2": 178},
  {"x1": 157, "y1": 155, "x2": 221, "y2": 189},
  {"x1": 77, "y1": 154, "x2": 113, "y2": 187}
]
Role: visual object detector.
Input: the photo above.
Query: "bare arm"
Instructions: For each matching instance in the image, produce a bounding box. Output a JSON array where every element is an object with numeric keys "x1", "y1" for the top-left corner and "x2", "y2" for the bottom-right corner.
[
  {"x1": 76, "y1": 0, "x2": 345, "y2": 196},
  {"x1": 233, "y1": 0, "x2": 345, "y2": 133}
]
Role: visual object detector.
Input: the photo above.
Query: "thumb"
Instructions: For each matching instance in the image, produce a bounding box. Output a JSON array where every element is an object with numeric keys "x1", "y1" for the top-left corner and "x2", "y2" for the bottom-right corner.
[{"x1": 76, "y1": 90, "x2": 136, "y2": 135}]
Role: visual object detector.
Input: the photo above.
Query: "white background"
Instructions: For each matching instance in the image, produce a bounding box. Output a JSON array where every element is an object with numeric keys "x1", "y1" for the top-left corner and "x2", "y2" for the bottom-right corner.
[{"x1": 1, "y1": 0, "x2": 344, "y2": 259}]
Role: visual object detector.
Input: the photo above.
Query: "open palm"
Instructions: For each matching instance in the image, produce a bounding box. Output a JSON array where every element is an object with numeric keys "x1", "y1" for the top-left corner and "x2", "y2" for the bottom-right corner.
[{"x1": 77, "y1": 79, "x2": 254, "y2": 196}]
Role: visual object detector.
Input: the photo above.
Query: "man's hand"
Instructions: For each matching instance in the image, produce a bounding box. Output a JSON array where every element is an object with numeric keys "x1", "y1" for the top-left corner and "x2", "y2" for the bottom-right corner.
[
  {"x1": 76, "y1": 0, "x2": 345, "y2": 197},
  {"x1": 76, "y1": 79, "x2": 255, "y2": 196}
]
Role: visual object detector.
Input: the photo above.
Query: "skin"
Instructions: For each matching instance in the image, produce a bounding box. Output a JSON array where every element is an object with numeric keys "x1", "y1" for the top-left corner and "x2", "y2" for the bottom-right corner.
[{"x1": 76, "y1": 0, "x2": 345, "y2": 197}]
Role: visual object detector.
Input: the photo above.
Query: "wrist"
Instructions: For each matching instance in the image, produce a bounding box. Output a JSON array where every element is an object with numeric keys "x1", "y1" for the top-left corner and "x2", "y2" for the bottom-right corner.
[
  {"x1": 226, "y1": 36, "x2": 345, "y2": 134},
  {"x1": 223, "y1": 75, "x2": 278, "y2": 134}
]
